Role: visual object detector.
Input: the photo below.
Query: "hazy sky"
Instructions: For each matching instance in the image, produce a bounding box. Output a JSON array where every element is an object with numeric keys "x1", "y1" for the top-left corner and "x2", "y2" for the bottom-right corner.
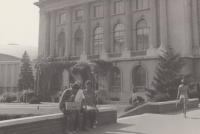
[{"x1": 0, "y1": 0, "x2": 39, "y2": 47}]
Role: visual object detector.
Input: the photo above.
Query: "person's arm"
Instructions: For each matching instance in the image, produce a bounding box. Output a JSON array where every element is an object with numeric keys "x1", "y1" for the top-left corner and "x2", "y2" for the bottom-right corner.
[{"x1": 177, "y1": 86, "x2": 180, "y2": 100}]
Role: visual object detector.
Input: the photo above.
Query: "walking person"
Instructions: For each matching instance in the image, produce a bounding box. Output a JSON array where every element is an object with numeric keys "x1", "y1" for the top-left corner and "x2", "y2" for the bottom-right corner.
[
  {"x1": 177, "y1": 79, "x2": 189, "y2": 118},
  {"x1": 59, "y1": 83, "x2": 80, "y2": 134},
  {"x1": 83, "y1": 80, "x2": 99, "y2": 129}
]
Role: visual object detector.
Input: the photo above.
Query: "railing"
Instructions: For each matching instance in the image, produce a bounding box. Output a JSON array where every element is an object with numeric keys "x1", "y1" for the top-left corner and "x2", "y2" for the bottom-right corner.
[
  {"x1": 69, "y1": 56, "x2": 80, "y2": 61},
  {"x1": 88, "y1": 55, "x2": 100, "y2": 60},
  {"x1": 108, "y1": 53, "x2": 122, "y2": 58},
  {"x1": 109, "y1": 86, "x2": 121, "y2": 92},
  {"x1": 131, "y1": 51, "x2": 147, "y2": 56}
]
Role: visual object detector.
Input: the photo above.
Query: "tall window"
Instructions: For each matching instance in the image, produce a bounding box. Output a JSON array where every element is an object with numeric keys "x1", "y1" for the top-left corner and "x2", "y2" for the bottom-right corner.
[
  {"x1": 58, "y1": 32, "x2": 66, "y2": 56},
  {"x1": 111, "y1": 67, "x2": 121, "y2": 86},
  {"x1": 137, "y1": 0, "x2": 149, "y2": 10},
  {"x1": 135, "y1": 66, "x2": 146, "y2": 86},
  {"x1": 114, "y1": 1, "x2": 124, "y2": 14},
  {"x1": 137, "y1": 20, "x2": 149, "y2": 51},
  {"x1": 59, "y1": 13, "x2": 66, "y2": 24},
  {"x1": 94, "y1": 5, "x2": 103, "y2": 18},
  {"x1": 94, "y1": 27, "x2": 103, "y2": 54},
  {"x1": 75, "y1": 29, "x2": 84, "y2": 56},
  {"x1": 76, "y1": 9, "x2": 84, "y2": 21},
  {"x1": 114, "y1": 24, "x2": 125, "y2": 52}
]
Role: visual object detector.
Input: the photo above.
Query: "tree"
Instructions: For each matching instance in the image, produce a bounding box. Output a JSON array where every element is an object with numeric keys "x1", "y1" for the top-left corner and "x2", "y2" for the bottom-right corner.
[
  {"x1": 18, "y1": 51, "x2": 35, "y2": 91},
  {"x1": 150, "y1": 44, "x2": 191, "y2": 99}
]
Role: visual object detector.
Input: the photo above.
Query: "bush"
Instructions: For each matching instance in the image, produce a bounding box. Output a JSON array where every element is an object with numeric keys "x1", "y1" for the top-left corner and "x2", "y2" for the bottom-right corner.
[
  {"x1": 151, "y1": 94, "x2": 172, "y2": 102},
  {"x1": 0, "y1": 114, "x2": 38, "y2": 121},
  {"x1": 1, "y1": 92, "x2": 17, "y2": 103},
  {"x1": 188, "y1": 90, "x2": 200, "y2": 99},
  {"x1": 29, "y1": 98, "x2": 41, "y2": 104}
]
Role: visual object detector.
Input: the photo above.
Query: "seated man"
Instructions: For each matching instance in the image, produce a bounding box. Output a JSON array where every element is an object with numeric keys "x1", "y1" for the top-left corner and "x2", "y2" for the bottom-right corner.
[{"x1": 59, "y1": 83, "x2": 80, "y2": 134}]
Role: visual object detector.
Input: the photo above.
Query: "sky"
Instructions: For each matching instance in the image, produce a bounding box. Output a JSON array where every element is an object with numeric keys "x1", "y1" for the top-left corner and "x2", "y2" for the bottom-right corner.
[{"x1": 0, "y1": 0, "x2": 39, "y2": 47}]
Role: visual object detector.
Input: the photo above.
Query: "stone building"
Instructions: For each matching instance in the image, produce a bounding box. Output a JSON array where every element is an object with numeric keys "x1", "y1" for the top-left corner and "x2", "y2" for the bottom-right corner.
[
  {"x1": 34, "y1": 0, "x2": 200, "y2": 101},
  {"x1": 0, "y1": 44, "x2": 37, "y2": 95}
]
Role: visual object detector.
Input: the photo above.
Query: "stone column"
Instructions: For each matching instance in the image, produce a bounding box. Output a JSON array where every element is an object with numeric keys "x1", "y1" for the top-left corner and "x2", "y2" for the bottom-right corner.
[
  {"x1": 160, "y1": 0, "x2": 168, "y2": 46},
  {"x1": 192, "y1": 0, "x2": 199, "y2": 48},
  {"x1": 149, "y1": 0, "x2": 157, "y2": 48},
  {"x1": 103, "y1": 0, "x2": 110, "y2": 52},
  {"x1": 83, "y1": 3, "x2": 90, "y2": 54},
  {"x1": 44, "y1": 12, "x2": 50, "y2": 57},
  {"x1": 183, "y1": 0, "x2": 193, "y2": 55},
  {"x1": 65, "y1": 7, "x2": 72, "y2": 56},
  {"x1": 125, "y1": 0, "x2": 132, "y2": 50},
  {"x1": 49, "y1": 10, "x2": 56, "y2": 57}
]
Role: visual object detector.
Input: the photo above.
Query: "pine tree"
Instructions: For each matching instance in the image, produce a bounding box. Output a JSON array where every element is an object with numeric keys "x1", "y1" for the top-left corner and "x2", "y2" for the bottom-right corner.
[
  {"x1": 151, "y1": 44, "x2": 190, "y2": 99},
  {"x1": 18, "y1": 51, "x2": 35, "y2": 91}
]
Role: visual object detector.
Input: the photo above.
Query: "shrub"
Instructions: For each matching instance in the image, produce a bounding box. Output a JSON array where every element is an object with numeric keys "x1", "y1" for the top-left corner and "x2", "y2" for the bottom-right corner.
[
  {"x1": 188, "y1": 90, "x2": 200, "y2": 99},
  {"x1": 29, "y1": 98, "x2": 41, "y2": 104},
  {"x1": 0, "y1": 114, "x2": 38, "y2": 121},
  {"x1": 1, "y1": 92, "x2": 17, "y2": 103},
  {"x1": 151, "y1": 93, "x2": 172, "y2": 102}
]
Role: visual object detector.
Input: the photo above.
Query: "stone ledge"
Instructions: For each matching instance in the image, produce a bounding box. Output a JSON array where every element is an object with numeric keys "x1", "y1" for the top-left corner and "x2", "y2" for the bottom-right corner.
[
  {"x1": 0, "y1": 107, "x2": 116, "y2": 128},
  {"x1": 119, "y1": 98, "x2": 199, "y2": 118}
]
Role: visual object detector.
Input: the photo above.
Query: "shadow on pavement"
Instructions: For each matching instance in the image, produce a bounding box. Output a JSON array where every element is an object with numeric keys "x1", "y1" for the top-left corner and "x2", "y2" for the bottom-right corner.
[{"x1": 80, "y1": 123, "x2": 148, "y2": 134}]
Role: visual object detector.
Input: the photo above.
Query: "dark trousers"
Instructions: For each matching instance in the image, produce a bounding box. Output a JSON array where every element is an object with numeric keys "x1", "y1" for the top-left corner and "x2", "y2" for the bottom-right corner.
[
  {"x1": 80, "y1": 108, "x2": 88, "y2": 129},
  {"x1": 88, "y1": 109, "x2": 98, "y2": 127},
  {"x1": 74, "y1": 110, "x2": 80, "y2": 131}
]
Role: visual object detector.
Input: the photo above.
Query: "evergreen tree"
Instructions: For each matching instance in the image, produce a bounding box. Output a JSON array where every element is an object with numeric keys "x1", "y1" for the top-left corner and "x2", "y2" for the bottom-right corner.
[
  {"x1": 18, "y1": 51, "x2": 35, "y2": 91},
  {"x1": 151, "y1": 44, "x2": 190, "y2": 99}
]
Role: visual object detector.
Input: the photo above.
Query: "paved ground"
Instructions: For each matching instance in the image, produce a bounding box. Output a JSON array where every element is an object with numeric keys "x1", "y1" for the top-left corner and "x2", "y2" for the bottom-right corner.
[{"x1": 80, "y1": 108, "x2": 200, "y2": 134}]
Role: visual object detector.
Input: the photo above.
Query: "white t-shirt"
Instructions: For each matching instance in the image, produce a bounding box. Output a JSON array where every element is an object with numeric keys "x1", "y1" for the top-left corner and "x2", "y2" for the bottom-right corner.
[
  {"x1": 132, "y1": 93, "x2": 137, "y2": 100},
  {"x1": 75, "y1": 89, "x2": 85, "y2": 102}
]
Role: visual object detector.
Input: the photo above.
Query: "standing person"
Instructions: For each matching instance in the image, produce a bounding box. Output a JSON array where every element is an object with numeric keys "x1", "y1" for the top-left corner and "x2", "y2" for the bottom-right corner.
[
  {"x1": 59, "y1": 83, "x2": 80, "y2": 134},
  {"x1": 177, "y1": 79, "x2": 189, "y2": 118},
  {"x1": 74, "y1": 81, "x2": 89, "y2": 131},
  {"x1": 84, "y1": 80, "x2": 99, "y2": 129}
]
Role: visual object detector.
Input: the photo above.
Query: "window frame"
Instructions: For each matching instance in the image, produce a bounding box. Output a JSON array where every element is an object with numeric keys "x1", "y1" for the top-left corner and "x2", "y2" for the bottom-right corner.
[
  {"x1": 58, "y1": 32, "x2": 66, "y2": 57},
  {"x1": 75, "y1": 29, "x2": 84, "y2": 56},
  {"x1": 94, "y1": 5, "x2": 103, "y2": 18},
  {"x1": 75, "y1": 9, "x2": 84, "y2": 21},
  {"x1": 59, "y1": 13, "x2": 66, "y2": 24},
  {"x1": 136, "y1": 19, "x2": 149, "y2": 51},
  {"x1": 114, "y1": 0, "x2": 125, "y2": 14},
  {"x1": 136, "y1": 0, "x2": 149, "y2": 10},
  {"x1": 93, "y1": 27, "x2": 103, "y2": 55},
  {"x1": 114, "y1": 24, "x2": 125, "y2": 53}
]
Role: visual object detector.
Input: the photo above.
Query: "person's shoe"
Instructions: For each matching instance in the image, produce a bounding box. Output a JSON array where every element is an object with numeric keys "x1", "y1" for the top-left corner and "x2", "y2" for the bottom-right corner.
[{"x1": 81, "y1": 127, "x2": 90, "y2": 131}]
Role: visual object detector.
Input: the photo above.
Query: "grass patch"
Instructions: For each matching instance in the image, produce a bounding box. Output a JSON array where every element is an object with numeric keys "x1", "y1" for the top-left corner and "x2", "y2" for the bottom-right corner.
[{"x1": 0, "y1": 114, "x2": 40, "y2": 121}]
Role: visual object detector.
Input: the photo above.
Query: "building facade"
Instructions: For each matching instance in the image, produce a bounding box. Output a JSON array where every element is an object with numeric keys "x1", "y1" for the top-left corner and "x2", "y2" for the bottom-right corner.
[{"x1": 35, "y1": 0, "x2": 200, "y2": 101}]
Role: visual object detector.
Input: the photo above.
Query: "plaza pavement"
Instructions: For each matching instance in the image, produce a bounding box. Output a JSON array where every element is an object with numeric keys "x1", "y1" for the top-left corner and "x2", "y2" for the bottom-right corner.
[{"x1": 80, "y1": 108, "x2": 200, "y2": 134}]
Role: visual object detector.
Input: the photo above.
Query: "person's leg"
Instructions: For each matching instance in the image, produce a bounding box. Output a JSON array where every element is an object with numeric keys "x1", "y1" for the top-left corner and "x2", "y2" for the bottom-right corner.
[
  {"x1": 73, "y1": 110, "x2": 80, "y2": 131},
  {"x1": 80, "y1": 108, "x2": 89, "y2": 131},
  {"x1": 69, "y1": 112, "x2": 76, "y2": 133},
  {"x1": 184, "y1": 98, "x2": 187, "y2": 118},
  {"x1": 64, "y1": 112, "x2": 73, "y2": 134},
  {"x1": 90, "y1": 109, "x2": 98, "y2": 128}
]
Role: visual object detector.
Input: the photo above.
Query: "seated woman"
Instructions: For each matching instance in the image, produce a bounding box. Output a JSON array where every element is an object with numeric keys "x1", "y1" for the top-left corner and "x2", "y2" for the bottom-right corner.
[
  {"x1": 83, "y1": 80, "x2": 99, "y2": 129},
  {"x1": 59, "y1": 83, "x2": 80, "y2": 134}
]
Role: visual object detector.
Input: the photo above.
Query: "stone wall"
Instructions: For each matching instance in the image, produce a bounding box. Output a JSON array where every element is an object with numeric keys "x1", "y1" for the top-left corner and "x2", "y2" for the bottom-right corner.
[
  {"x1": 119, "y1": 98, "x2": 199, "y2": 118},
  {"x1": 0, "y1": 107, "x2": 117, "y2": 134}
]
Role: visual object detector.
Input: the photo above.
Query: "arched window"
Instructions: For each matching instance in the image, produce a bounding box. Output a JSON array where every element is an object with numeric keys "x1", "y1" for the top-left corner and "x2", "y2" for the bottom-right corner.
[
  {"x1": 58, "y1": 32, "x2": 66, "y2": 57},
  {"x1": 137, "y1": 0, "x2": 149, "y2": 10},
  {"x1": 94, "y1": 27, "x2": 103, "y2": 54},
  {"x1": 75, "y1": 29, "x2": 84, "y2": 56},
  {"x1": 137, "y1": 20, "x2": 149, "y2": 51},
  {"x1": 111, "y1": 67, "x2": 121, "y2": 86},
  {"x1": 132, "y1": 65, "x2": 146, "y2": 87},
  {"x1": 114, "y1": 24, "x2": 125, "y2": 53}
]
